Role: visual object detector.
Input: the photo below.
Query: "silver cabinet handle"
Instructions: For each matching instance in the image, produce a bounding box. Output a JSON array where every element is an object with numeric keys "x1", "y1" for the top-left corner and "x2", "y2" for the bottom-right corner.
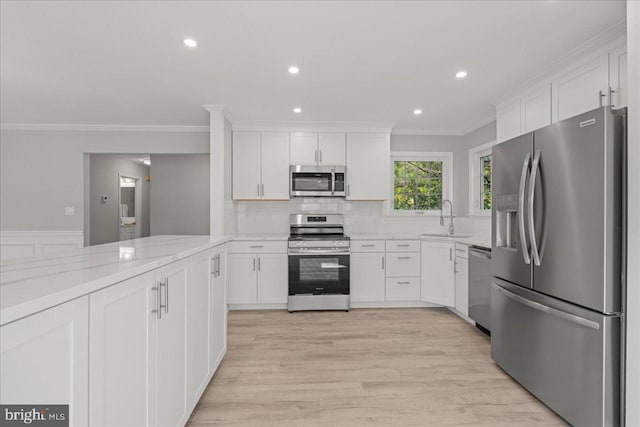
[
  {"x1": 152, "y1": 284, "x2": 161, "y2": 319},
  {"x1": 528, "y1": 149, "x2": 542, "y2": 266},
  {"x1": 382, "y1": 256, "x2": 385, "y2": 270},
  {"x1": 216, "y1": 254, "x2": 221, "y2": 277},
  {"x1": 319, "y1": 150, "x2": 322, "y2": 163},
  {"x1": 449, "y1": 247, "x2": 452, "y2": 261},
  {"x1": 397, "y1": 256, "x2": 411, "y2": 260},
  {"x1": 397, "y1": 281, "x2": 411, "y2": 285},
  {"x1": 261, "y1": 183, "x2": 264, "y2": 197},
  {"x1": 608, "y1": 86, "x2": 615, "y2": 107},
  {"x1": 159, "y1": 278, "x2": 169, "y2": 314},
  {"x1": 347, "y1": 184, "x2": 350, "y2": 197},
  {"x1": 250, "y1": 245, "x2": 264, "y2": 248},
  {"x1": 361, "y1": 244, "x2": 375, "y2": 248},
  {"x1": 257, "y1": 184, "x2": 260, "y2": 197},
  {"x1": 315, "y1": 149, "x2": 318, "y2": 163},
  {"x1": 397, "y1": 244, "x2": 411, "y2": 247},
  {"x1": 253, "y1": 257, "x2": 256, "y2": 271},
  {"x1": 257, "y1": 257, "x2": 261, "y2": 271},
  {"x1": 599, "y1": 90, "x2": 606, "y2": 107},
  {"x1": 518, "y1": 152, "x2": 532, "y2": 265}
]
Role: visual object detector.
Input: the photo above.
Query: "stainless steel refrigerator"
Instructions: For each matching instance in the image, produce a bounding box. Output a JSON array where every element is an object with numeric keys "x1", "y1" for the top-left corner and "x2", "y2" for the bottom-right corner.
[{"x1": 491, "y1": 106, "x2": 626, "y2": 427}]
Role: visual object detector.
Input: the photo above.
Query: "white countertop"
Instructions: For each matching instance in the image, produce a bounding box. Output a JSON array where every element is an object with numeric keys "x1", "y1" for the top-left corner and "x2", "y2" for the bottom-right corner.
[
  {"x1": 349, "y1": 233, "x2": 491, "y2": 249},
  {"x1": 233, "y1": 234, "x2": 289, "y2": 241},
  {"x1": 0, "y1": 235, "x2": 230, "y2": 326}
]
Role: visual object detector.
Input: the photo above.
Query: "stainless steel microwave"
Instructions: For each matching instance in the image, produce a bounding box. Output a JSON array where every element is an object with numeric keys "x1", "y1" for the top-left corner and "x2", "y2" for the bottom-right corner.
[{"x1": 290, "y1": 165, "x2": 346, "y2": 197}]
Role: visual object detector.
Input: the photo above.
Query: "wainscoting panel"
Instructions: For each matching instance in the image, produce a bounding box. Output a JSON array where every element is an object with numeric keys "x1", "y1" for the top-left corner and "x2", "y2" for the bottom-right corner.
[{"x1": 0, "y1": 231, "x2": 84, "y2": 260}]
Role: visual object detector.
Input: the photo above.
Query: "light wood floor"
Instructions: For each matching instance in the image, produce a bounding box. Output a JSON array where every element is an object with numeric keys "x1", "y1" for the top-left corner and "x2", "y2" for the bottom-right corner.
[{"x1": 188, "y1": 308, "x2": 566, "y2": 426}]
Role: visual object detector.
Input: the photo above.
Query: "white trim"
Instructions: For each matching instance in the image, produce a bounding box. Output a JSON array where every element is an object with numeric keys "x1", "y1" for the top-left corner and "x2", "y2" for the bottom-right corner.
[
  {"x1": 388, "y1": 151, "x2": 454, "y2": 217},
  {"x1": 231, "y1": 119, "x2": 395, "y2": 134},
  {"x1": 0, "y1": 123, "x2": 209, "y2": 132},
  {"x1": 391, "y1": 128, "x2": 465, "y2": 136},
  {"x1": 202, "y1": 104, "x2": 235, "y2": 124},
  {"x1": 1, "y1": 230, "x2": 84, "y2": 260},
  {"x1": 468, "y1": 140, "x2": 497, "y2": 216}
]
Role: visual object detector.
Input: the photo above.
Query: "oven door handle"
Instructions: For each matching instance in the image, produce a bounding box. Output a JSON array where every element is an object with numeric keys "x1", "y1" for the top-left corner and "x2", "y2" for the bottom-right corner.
[{"x1": 288, "y1": 250, "x2": 350, "y2": 256}]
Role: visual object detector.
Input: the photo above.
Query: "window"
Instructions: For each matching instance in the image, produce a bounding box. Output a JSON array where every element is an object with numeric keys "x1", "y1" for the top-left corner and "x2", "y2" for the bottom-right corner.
[
  {"x1": 469, "y1": 141, "x2": 496, "y2": 216},
  {"x1": 390, "y1": 152, "x2": 453, "y2": 215}
]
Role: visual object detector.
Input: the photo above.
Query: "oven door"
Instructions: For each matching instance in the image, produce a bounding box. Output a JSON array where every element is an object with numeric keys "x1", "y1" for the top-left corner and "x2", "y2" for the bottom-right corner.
[
  {"x1": 289, "y1": 253, "x2": 350, "y2": 295},
  {"x1": 290, "y1": 171, "x2": 333, "y2": 197}
]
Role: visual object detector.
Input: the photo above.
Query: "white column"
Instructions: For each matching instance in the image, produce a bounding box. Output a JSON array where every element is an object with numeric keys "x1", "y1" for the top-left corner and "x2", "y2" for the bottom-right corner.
[
  {"x1": 626, "y1": 2, "x2": 640, "y2": 425},
  {"x1": 204, "y1": 105, "x2": 226, "y2": 236}
]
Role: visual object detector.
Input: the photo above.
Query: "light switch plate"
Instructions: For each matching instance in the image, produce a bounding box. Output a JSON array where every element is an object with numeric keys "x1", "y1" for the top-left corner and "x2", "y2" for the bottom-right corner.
[{"x1": 65, "y1": 206, "x2": 75, "y2": 216}]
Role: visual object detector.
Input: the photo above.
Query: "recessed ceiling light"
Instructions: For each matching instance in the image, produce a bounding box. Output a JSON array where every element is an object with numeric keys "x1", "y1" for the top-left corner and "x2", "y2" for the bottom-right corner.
[
  {"x1": 456, "y1": 70, "x2": 468, "y2": 79},
  {"x1": 413, "y1": 109, "x2": 423, "y2": 115},
  {"x1": 288, "y1": 66, "x2": 300, "y2": 74},
  {"x1": 293, "y1": 107, "x2": 302, "y2": 114},
  {"x1": 183, "y1": 38, "x2": 197, "y2": 48}
]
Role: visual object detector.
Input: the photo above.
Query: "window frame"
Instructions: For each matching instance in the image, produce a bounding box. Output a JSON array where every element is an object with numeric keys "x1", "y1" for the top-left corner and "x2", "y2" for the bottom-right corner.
[
  {"x1": 388, "y1": 151, "x2": 454, "y2": 216},
  {"x1": 468, "y1": 140, "x2": 497, "y2": 216}
]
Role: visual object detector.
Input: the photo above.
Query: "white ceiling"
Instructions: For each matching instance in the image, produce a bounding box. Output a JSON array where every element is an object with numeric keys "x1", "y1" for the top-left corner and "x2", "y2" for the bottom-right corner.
[{"x1": 0, "y1": 1, "x2": 626, "y2": 133}]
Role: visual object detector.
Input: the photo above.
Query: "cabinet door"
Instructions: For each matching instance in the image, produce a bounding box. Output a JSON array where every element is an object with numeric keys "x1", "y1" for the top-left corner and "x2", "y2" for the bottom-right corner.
[
  {"x1": 257, "y1": 253, "x2": 288, "y2": 304},
  {"x1": 385, "y1": 252, "x2": 420, "y2": 277},
  {"x1": 155, "y1": 261, "x2": 189, "y2": 427},
  {"x1": 455, "y1": 257, "x2": 469, "y2": 316},
  {"x1": 290, "y1": 132, "x2": 318, "y2": 165},
  {"x1": 210, "y1": 250, "x2": 227, "y2": 373},
  {"x1": 420, "y1": 241, "x2": 455, "y2": 307},
  {"x1": 609, "y1": 45, "x2": 627, "y2": 108},
  {"x1": 346, "y1": 133, "x2": 389, "y2": 200},
  {"x1": 521, "y1": 84, "x2": 552, "y2": 133},
  {"x1": 350, "y1": 252, "x2": 385, "y2": 302},
  {"x1": 227, "y1": 254, "x2": 257, "y2": 304},
  {"x1": 261, "y1": 132, "x2": 290, "y2": 199},
  {"x1": 187, "y1": 251, "x2": 212, "y2": 412},
  {"x1": 89, "y1": 274, "x2": 156, "y2": 427},
  {"x1": 552, "y1": 53, "x2": 609, "y2": 122},
  {"x1": 318, "y1": 133, "x2": 346, "y2": 165},
  {"x1": 232, "y1": 132, "x2": 261, "y2": 200},
  {"x1": 2, "y1": 297, "x2": 89, "y2": 427},
  {"x1": 496, "y1": 99, "x2": 522, "y2": 143}
]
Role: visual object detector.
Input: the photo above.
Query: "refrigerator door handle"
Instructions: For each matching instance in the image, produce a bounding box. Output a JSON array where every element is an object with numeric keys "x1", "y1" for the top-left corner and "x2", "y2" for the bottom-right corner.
[
  {"x1": 528, "y1": 149, "x2": 542, "y2": 266},
  {"x1": 494, "y1": 284, "x2": 600, "y2": 330},
  {"x1": 518, "y1": 152, "x2": 532, "y2": 265}
]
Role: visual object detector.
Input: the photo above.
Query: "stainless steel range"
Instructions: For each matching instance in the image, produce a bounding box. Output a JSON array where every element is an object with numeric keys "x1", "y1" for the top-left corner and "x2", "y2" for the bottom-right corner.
[{"x1": 288, "y1": 214, "x2": 350, "y2": 312}]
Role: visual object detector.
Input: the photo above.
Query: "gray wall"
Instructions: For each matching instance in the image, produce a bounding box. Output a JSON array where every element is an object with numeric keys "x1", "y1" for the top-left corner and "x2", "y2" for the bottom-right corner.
[
  {"x1": 150, "y1": 154, "x2": 210, "y2": 236},
  {"x1": 89, "y1": 154, "x2": 150, "y2": 245},
  {"x1": 390, "y1": 122, "x2": 496, "y2": 216},
  {"x1": 0, "y1": 129, "x2": 209, "y2": 231}
]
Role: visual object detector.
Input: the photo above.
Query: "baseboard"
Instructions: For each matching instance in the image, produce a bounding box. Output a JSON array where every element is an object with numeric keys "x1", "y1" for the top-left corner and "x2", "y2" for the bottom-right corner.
[
  {"x1": 349, "y1": 301, "x2": 441, "y2": 309},
  {"x1": 0, "y1": 230, "x2": 83, "y2": 260}
]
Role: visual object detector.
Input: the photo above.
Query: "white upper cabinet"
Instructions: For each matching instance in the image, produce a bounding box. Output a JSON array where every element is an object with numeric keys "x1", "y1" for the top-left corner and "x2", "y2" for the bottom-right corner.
[
  {"x1": 290, "y1": 132, "x2": 346, "y2": 166},
  {"x1": 496, "y1": 99, "x2": 522, "y2": 143},
  {"x1": 318, "y1": 133, "x2": 346, "y2": 165},
  {"x1": 552, "y1": 53, "x2": 609, "y2": 122},
  {"x1": 233, "y1": 131, "x2": 290, "y2": 200},
  {"x1": 346, "y1": 133, "x2": 389, "y2": 200},
  {"x1": 609, "y1": 45, "x2": 628, "y2": 108},
  {"x1": 521, "y1": 84, "x2": 552, "y2": 133}
]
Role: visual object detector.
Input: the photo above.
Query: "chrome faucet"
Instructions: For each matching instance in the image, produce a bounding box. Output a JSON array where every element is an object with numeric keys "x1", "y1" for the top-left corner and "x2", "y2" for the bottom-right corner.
[{"x1": 440, "y1": 199, "x2": 454, "y2": 235}]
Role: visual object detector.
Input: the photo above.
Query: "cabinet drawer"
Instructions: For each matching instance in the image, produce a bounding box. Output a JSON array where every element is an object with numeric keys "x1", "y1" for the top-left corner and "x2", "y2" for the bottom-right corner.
[
  {"x1": 228, "y1": 241, "x2": 287, "y2": 254},
  {"x1": 351, "y1": 240, "x2": 385, "y2": 253},
  {"x1": 385, "y1": 240, "x2": 420, "y2": 252},
  {"x1": 455, "y1": 244, "x2": 469, "y2": 260},
  {"x1": 386, "y1": 278, "x2": 421, "y2": 301},
  {"x1": 385, "y1": 253, "x2": 420, "y2": 277}
]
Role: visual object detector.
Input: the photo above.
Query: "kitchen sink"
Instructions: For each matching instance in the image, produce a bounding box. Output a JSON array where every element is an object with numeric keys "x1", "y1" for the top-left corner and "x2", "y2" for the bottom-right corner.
[{"x1": 419, "y1": 233, "x2": 472, "y2": 238}]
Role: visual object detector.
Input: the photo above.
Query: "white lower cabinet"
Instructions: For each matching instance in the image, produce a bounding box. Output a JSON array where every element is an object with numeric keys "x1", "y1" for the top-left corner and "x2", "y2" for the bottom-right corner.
[
  {"x1": 350, "y1": 251, "x2": 386, "y2": 302},
  {"x1": 1, "y1": 297, "x2": 89, "y2": 427},
  {"x1": 421, "y1": 241, "x2": 455, "y2": 307},
  {"x1": 227, "y1": 247, "x2": 288, "y2": 306},
  {"x1": 385, "y1": 277, "x2": 421, "y2": 301},
  {"x1": 90, "y1": 259, "x2": 191, "y2": 427},
  {"x1": 454, "y1": 245, "x2": 469, "y2": 316},
  {"x1": 210, "y1": 250, "x2": 227, "y2": 373}
]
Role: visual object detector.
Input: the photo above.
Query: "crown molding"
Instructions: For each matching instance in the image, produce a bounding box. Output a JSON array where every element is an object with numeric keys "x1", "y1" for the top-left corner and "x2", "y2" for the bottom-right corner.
[
  {"x1": 0, "y1": 123, "x2": 209, "y2": 132},
  {"x1": 463, "y1": 114, "x2": 497, "y2": 135},
  {"x1": 231, "y1": 119, "x2": 396, "y2": 134},
  {"x1": 489, "y1": 19, "x2": 627, "y2": 106},
  {"x1": 202, "y1": 104, "x2": 235, "y2": 124},
  {"x1": 391, "y1": 128, "x2": 465, "y2": 136}
]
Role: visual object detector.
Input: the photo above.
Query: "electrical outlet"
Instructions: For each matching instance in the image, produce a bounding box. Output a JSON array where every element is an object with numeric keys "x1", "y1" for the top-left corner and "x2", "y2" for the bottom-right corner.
[{"x1": 65, "y1": 206, "x2": 75, "y2": 216}]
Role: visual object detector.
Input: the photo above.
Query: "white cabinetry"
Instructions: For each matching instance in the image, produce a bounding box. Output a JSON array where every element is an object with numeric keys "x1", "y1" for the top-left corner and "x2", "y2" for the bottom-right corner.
[
  {"x1": 89, "y1": 259, "x2": 190, "y2": 427},
  {"x1": 227, "y1": 241, "x2": 288, "y2": 306},
  {"x1": 552, "y1": 53, "x2": 609, "y2": 122},
  {"x1": 420, "y1": 241, "x2": 455, "y2": 307},
  {"x1": 385, "y1": 240, "x2": 421, "y2": 301},
  {"x1": 454, "y1": 244, "x2": 469, "y2": 317},
  {"x1": 521, "y1": 84, "x2": 552, "y2": 133},
  {"x1": 346, "y1": 133, "x2": 389, "y2": 200},
  {"x1": 232, "y1": 131, "x2": 289, "y2": 200},
  {"x1": 210, "y1": 249, "x2": 227, "y2": 373},
  {"x1": 290, "y1": 132, "x2": 346, "y2": 166},
  {"x1": 496, "y1": 100, "x2": 522, "y2": 143},
  {"x1": 350, "y1": 240, "x2": 386, "y2": 302},
  {"x1": 1, "y1": 297, "x2": 89, "y2": 427},
  {"x1": 609, "y1": 45, "x2": 628, "y2": 108}
]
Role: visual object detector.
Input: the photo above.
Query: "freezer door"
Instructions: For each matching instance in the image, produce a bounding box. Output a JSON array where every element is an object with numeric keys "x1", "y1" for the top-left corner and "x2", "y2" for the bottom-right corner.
[
  {"x1": 491, "y1": 279, "x2": 620, "y2": 427},
  {"x1": 531, "y1": 107, "x2": 624, "y2": 313},
  {"x1": 491, "y1": 132, "x2": 533, "y2": 288}
]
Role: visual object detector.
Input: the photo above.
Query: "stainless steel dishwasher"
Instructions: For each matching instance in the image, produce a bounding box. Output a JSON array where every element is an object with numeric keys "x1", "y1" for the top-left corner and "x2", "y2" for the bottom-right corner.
[{"x1": 468, "y1": 246, "x2": 492, "y2": 333}]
